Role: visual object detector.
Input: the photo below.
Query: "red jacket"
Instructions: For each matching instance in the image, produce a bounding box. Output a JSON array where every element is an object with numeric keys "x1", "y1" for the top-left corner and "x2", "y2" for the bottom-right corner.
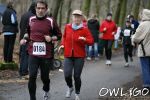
[
  {"x1": 61, "y1": 24, "x2": 94, "y2": 57},
  {"x1": 99, "y1": 20, "x2": 117, "y2": 40}
]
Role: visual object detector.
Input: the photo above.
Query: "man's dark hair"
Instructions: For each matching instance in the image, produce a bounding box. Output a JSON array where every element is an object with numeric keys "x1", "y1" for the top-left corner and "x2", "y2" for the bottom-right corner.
[{"x1": 35, "y1": 0, "x2": 48, "y2": 8}]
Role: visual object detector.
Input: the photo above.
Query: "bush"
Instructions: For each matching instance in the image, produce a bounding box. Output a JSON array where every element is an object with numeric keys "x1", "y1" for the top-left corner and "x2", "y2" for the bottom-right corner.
[{"x1": 0, "y1": 62, "x2": 18, "y2": 70}]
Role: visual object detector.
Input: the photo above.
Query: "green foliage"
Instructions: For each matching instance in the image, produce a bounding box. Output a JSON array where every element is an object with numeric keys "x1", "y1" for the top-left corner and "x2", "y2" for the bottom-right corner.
[{"x1": 0, "y1": 62, "x2": 18, "y2": 70}]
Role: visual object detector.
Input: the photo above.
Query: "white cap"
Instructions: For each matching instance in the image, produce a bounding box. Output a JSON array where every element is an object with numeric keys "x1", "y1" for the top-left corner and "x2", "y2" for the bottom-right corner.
[{"x1": 72, "y1": 10, "x2": 83, "y2": 16}]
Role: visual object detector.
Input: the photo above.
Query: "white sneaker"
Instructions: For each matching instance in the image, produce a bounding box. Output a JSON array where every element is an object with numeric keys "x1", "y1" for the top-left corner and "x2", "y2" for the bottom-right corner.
[
  {"x1": 87, "y1": 57, "x2": 92, "y2": 61},
  {"x1": 105, "y1": 60, "x2": 109, "y2": 65},
  {"x1": 125, "y1": 63, "x2": 129, "y2": 67},
  {"x1": 107, "y1": 60, "x2": 112, "y2": 65},
  {"x1": 43, "y1": 92, "x2": 49, "y2": 100},
  {"x1": 75, "y1": 94, "x2": 80, "y2": 100},
  {"x1": 65, "y1": 87, "x2": 74, "y2": 98}
]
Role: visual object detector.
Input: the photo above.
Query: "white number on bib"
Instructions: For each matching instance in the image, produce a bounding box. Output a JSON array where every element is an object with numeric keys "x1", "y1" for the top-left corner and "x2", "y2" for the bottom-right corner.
[
  {"x1": 33, "y1": 42, "x2": 46, "y2": 55},
  {"x1": 124, "y1": 29, "x2": 131, "y2": 36}
]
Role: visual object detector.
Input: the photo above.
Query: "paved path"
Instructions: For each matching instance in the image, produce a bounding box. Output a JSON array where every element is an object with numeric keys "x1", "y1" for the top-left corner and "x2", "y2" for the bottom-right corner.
[{"x1": 0, "y1": 52, "x2": 141, "y2": 100}]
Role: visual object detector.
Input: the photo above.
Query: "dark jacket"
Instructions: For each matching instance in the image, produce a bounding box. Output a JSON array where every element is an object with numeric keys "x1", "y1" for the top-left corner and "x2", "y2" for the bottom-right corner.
[
  {"x1": 2, "y1": 7, "x2": 18, "y2": 33},
  {"x1": 87, "y1": 19, "x2": 99, "y2": 42},
  {"x1": 131, "y1": 20, "x2": 139, "y2": 31},
  {"x1": 19, "y1": 3, "x2": 36, "y2": 40},
  {"x1": 120, "y1": 26, "x2": 134, "y2": 45}
]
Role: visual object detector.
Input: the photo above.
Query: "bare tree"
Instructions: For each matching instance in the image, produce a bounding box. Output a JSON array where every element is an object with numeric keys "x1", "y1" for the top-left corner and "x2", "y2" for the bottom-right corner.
[
  {"x1": 66, "y1": 0, "x2": 72, "y2": 23},
  {"x1": 82, "y1": 0, "x2": 91, "y2": 17},
  {"x1": 51, "y1": 0, "x2": 63, "y2": 19},
  {"x1": 118, "y1": 0, "x2": 127, "y2": 27},
  {"x1": 132, "y1": 0, "x2": 141, "y2": 20},
  {"x1": 114, "y1": 0, "x2": 122, "y2": 25}
]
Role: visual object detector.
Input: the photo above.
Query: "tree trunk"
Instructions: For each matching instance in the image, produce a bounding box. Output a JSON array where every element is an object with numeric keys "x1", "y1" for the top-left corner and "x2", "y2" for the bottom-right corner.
[
  {"x1": 66, "y1": 0, "x2": 72, "y2": 23},
  {"x1": 58, "y1": 1, "x2": 64, "y2": 28},
  {"x1": 95, "y1": 0, "x2": 100, "y2": 17},
  {"x1": 51, "y1": 0, "x2": 63, "y2": 19},
  {"x1": 82, "y1": 0, "x2": 91, "y2": 17},
  {"x1": 132, "y1": 0, "x2": 141, "y2": 20},
  {"x1": 114, "y1": 0, "x2": 122, "y2": 25},
  {"x1": 107, "y1": 0, "x2": 111, "y2": 13},
  {"x1": 146, "y1": 0, "x2": 150, "y2": 9},
  {"x1": 118, "y1": 0, "x2": 127, "y2": 27}
]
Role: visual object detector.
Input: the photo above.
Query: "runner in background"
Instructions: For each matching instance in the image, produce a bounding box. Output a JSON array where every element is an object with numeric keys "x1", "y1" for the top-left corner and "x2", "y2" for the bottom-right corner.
[
  {"x1": 99, "y1": 13, "x2": 117, "y2": 66},
  {"x1": 120, "y1": 20, "x2": 134, "y2": 67},
  {"x1": 87, "y1": 14, "x2": 100, "y2": 60}
]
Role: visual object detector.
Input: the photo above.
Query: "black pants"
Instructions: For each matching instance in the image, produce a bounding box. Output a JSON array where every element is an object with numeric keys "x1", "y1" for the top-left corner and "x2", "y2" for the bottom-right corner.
[
  {"x1": 28, "y1": 56, "x2": 52, "y2": 100},
  {"x1": 64, "y1": 57, "x2": 84, "y2": 94},
  {"x1": 3, "y1": 34, "x2": 16, "y2": 62},
  {"x1": 19, "y1": 44, "x2": 29, "y2": 76},
  {"x1": 101, "y1": 40, "x2": 114, "y2": 60},
  {"x1": 123, "y1": 44, "x2": 133, "y2": 62},
  {"x1": 98, "y1": 39, "x2": 104, "y2": 55}
]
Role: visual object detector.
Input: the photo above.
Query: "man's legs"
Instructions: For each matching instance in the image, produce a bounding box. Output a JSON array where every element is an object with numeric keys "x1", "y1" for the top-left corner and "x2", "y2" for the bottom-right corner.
[
  {"x1": 40, "y1": 58, "x2": 51, "y2": 92},
  {"x1": 28, "y1": 56, "x2": 39, "y2": 100}
]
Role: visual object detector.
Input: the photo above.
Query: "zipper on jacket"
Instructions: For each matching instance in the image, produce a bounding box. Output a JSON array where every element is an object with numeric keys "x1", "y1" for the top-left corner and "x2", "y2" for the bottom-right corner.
[{"x1": 71, "y1": 31, "x2": 74, "y2": 57}]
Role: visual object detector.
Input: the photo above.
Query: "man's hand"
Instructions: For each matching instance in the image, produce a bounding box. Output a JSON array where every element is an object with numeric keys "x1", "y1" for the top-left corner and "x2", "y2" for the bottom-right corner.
[
  {"x1": 78, "y1": 36, "x2": 86, "y2": 41},
  {"x1": 44, "y1": 35, "x2": 52, "y2": 42},
  {"x1": 20, "y1": 39, "x2": 27, "y2": 45}
]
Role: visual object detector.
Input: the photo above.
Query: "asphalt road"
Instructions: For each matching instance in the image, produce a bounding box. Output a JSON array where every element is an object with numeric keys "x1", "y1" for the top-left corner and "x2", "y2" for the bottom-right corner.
[{"x1": 0, "y1": 51, "x2": 141, "y2": 100}]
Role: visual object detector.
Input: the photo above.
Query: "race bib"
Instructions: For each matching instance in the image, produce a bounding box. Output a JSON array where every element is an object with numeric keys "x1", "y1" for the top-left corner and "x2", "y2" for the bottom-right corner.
[
  {"x1": 124, "y1": 29, "x2": 131, "y2": 36},
  {"x1": 33, "y1": 42, "x2": 46, "y2": 55},
  {"x1": 131, "y1": 24, "x2": 134, "y2": 29}
]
